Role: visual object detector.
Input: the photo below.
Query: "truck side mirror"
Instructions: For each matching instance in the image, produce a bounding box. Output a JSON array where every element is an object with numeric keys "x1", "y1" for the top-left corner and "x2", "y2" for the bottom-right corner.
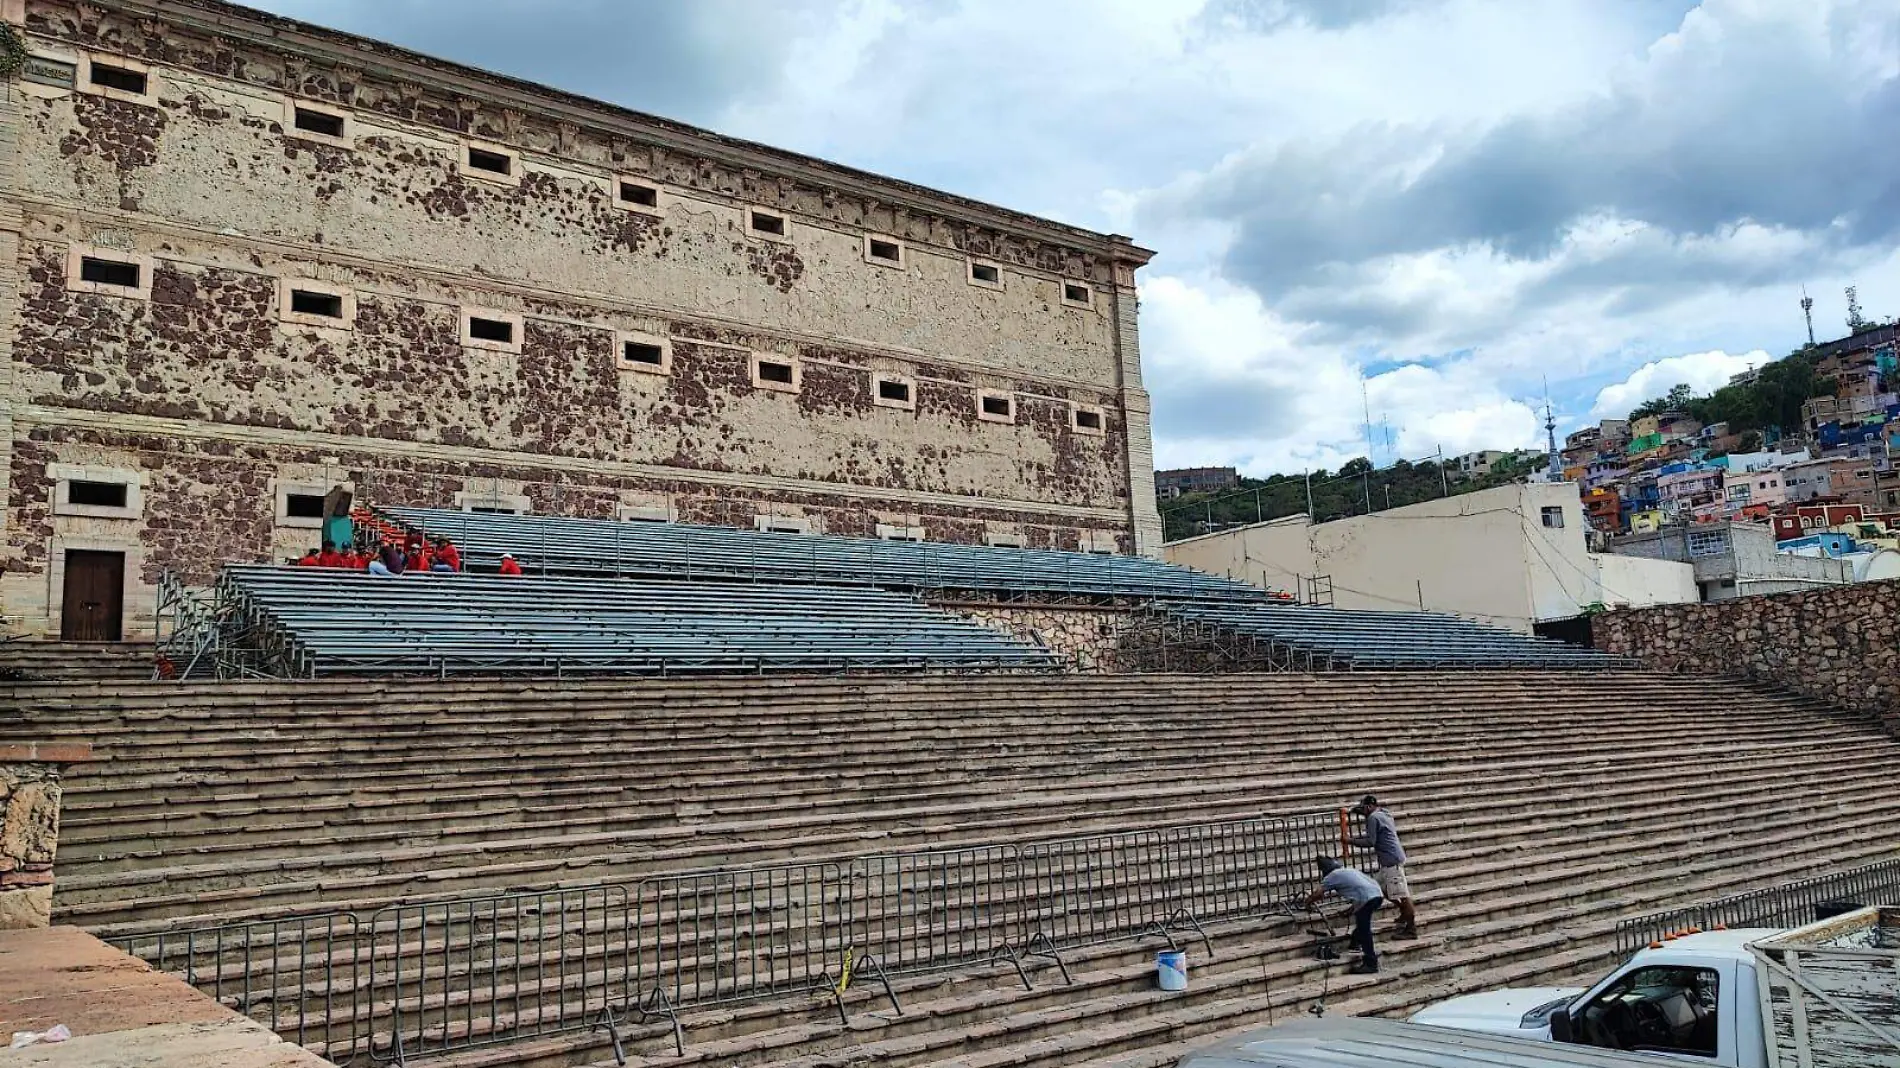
[{"x1": 1549, "y1": 1008, "x2": 1575, "y2": 1043}]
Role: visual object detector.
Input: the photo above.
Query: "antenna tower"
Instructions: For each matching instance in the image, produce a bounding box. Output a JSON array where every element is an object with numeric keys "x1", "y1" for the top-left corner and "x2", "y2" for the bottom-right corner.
[
  {"x1": 1847, "y1": 286, "x2": 1866, "y2": 332},
  {"x1": 1542, "y1": 378, "x2": 1559, "y2": 481},
  {"x1": 1800, "y1": 286, "x2": 1815, "y2": 347}
]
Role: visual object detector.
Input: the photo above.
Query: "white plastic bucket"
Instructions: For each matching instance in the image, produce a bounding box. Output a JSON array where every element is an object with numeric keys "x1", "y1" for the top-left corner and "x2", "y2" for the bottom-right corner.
[{"x1": 1156, "y1": 949, "x2": 1188, "y2": 991}]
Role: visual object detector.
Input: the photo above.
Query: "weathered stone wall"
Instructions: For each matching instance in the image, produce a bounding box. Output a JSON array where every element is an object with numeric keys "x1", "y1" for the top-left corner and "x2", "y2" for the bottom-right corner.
[
  {"x1": 4, "y1": 425, "x2": 1132, "y2": 636},
  {"x1": 946, "y1": 604, "x2": 1140, "y2": 673},
  {"x1": 0, "y1": 743, "x2": 88, "y2": 930},
  {"x1": 1593, "y1": 581, "x2": 1900, "y2": 726},
  {"x1": 0, "y1": 0, "x2": 1161, "y2": 635}
]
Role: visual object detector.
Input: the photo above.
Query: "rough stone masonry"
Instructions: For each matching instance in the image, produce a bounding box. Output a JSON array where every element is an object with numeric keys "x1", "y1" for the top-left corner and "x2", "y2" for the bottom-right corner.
[
  {"x1": 1593, "y1": 579, "x2": 1900, "y2": 732},
  {"x1": 0, "y1": 742, "x2": 90, "y2": 929},
  {"x1": 0, "y1": 0, "x2": 1163, "y2": 639}
]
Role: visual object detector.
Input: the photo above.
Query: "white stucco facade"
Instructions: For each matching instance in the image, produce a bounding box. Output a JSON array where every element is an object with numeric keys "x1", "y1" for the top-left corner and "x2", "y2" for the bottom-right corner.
[{"x1": 1162, "y1": 482, "x2": 1696, "y2": 632}]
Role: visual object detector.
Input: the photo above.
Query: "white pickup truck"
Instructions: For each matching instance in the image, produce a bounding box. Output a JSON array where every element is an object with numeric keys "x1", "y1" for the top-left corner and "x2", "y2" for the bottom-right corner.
[{"x1": 1411, "y1": 907, "x2": 1900, "y2": 1067}]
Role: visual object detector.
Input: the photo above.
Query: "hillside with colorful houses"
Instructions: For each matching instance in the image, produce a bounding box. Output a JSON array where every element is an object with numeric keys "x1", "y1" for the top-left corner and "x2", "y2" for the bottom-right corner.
[{"x1": 1567, "y1": 322, "x2": 1900, "y2": 563}]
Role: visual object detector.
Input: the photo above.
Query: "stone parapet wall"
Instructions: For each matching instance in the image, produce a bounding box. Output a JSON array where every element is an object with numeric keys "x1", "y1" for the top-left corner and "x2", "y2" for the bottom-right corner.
[
  {"x1": 0, "y1": 742, "x2": 90, "y2": 929},
  {"x1": 1593, "y1": 580, "x2": 1900, "y2": 726},
  {"x1": 945, "y1": 603, "x2": 1140, "y2": 673}
]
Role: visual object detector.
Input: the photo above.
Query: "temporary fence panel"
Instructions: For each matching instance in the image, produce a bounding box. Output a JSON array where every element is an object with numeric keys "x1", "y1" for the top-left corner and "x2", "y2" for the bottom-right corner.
[
  {"x1": 1616, "y1": 857, "x2": 1900, "y2": 954},
  {"x1": 631, "y1": 862, "x2": 858, "y2": 1039},
  {"x1": 114, "y1": 912, "x2": 362, "y2": 1060},
  {"x1": 364, "y1": 885, "x2": 632, "y2": 1064},
  {"x1": 850, "y1": 845, "x2": 1028, "y2": 979}
]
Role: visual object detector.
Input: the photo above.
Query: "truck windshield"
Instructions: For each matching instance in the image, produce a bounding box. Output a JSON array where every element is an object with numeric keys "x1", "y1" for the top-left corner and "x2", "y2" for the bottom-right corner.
[{"x1": 1575, "y1": 965, "x2": 1719, "y2": 1058}]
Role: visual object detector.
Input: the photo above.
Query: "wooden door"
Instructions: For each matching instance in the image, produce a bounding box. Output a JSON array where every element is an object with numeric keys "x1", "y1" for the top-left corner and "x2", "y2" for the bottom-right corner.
[{"x1": 60, "y1": 550, "x2": 124, "y2": 642}]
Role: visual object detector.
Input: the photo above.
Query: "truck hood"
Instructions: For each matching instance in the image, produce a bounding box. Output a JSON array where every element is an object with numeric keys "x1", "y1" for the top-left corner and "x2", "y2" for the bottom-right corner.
[{"x1": 1409, "y1": 986, "x2": 1584, "y2": 1037}]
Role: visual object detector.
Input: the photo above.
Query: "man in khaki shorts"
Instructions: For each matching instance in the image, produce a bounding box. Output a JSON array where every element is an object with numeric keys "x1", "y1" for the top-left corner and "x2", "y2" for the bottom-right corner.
[{"x1": 1350, "y1": 794, "x2": 1418, "y2": 939}]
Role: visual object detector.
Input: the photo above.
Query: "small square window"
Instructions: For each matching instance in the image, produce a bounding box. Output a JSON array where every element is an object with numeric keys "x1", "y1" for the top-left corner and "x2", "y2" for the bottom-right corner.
[
  {"x1": 619, "y1": 181, "x2": 659, "y2": 208},
  {"x1": 289, "y1": 289, "x2": 343, "y2": 319},
  {"x1": 749, "y1": 209, "x2": 788, "y2": 239},
  {"x1": 293, "y1": 107, "x2": 346, "y2": 140},
  {"x1": 864, "y1": 235, "x2": 903, "y2": 268},
  {"x1": 1072, "y1": 405, "x2": 1105, "y2": 435},
  {"x1": 461, "y1": 308, "x2": 524, "y2": 353},
  {"x1": 615, "y1": 332, "x2": 671, "y2": 375},
  {"x1": 459, "y1": 141, "x2": 522, "y2": 185},
  {"x1": 754, "y1": 514, "x2": 813, "y2": 534},
  {"x1": 67, "y1": 246, "x2": 153, "y2": 299},
  {"x1": 284, "y1": 493, "x2": 326, "y2": 519},
  {"x1": 873, "y1": 373, "x2": 916, "y2": 411},
  {"x1": 67, "y1": 480, "x2": 128, "y2": 508},
  {"x1": 968, "y1": 260, "x2": 1003, "y2": 289},
  {"x1": 80, "y1": 257, "x2": 140, "y2": 289},
  {"x1": 977, "y1": 390, "x2": 1015, "y2": 424},
  {"x1": 1061, "y1": 281, "x2": 1093, "y2": 308},
  {"x1": 1540, "y1": 506, "x2": 1565, "y2": 528},
  {"x1": 469, "y1": 317, "x2": 514, "y2": 343},
  {"x1": 752, "y1": 354, "x2": 801, "y2": 393},
  {"x1": 87, "y1": 60, "x2": 148, "y2": 97},
  {"x1": 467, "y1": 147, "x2": 513, "y2": 176}
]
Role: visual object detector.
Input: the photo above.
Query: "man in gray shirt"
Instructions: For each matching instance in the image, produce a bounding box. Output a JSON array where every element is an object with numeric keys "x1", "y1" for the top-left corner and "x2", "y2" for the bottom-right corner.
[
  {"x1": 1305, "y1": 856, "x2": 1384, "y2": 974},
  {"x1": 1350, "y1": 794, "x2": 1418, "y2": 939}
]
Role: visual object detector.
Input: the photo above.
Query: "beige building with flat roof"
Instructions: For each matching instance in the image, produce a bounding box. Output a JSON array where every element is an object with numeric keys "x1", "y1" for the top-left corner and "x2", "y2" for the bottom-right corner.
[
  {"x1": 0, "y1": 0, "x2": 1160, "y2": 639},
  {"x1": 1163, "y1": 482, "x2": 1695, "y2": 632}
]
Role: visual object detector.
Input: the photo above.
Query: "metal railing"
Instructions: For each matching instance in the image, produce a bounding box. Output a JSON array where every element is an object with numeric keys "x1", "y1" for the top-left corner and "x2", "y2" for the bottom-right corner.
[
  {"x1": 114, "y1": 912, "x2": 362, "y2": 1056},
  {"x1": 365, "y1": 886, "x2": 633, "y2": 1065},
  {"x1": 117, "y1": 809, "x2": 1366, "y2": 1065},
  {"x1": 1615, "y1": 856, "x2": 1900, "y2": 954}
]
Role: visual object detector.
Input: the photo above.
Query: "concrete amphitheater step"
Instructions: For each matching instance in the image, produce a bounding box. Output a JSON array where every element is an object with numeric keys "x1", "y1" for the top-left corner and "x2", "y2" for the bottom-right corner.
[
  {"x1": 25, "y1": 669, "x2": 1900, "y2": 1068},
  {"x1": 54, "y1": 729, "x2": 1871, "y2": 925}
]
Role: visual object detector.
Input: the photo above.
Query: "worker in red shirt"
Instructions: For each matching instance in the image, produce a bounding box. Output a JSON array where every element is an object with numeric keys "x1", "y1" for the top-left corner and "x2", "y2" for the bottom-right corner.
[
  {"x1": 316, "y1": 542, "x2": 346, "y2": 568},
  {"x1": 497, "y1": 552, "x2": 523, "y2": 576},
  {"x1": 295, "y1": 547, "x2": 321, "y2": 567},
  {"x1": 434, "y1": 537, "x2": 462, "y2": 572}
]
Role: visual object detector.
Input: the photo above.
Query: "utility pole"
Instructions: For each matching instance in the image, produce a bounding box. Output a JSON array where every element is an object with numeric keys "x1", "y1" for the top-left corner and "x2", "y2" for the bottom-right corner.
[
  {"x1": 1361, "y1": 376, "x2": 1376, "y2": 513},
  {"x1": 1437, "y1": 446, "x2": 1449, "y2": 496},
  {"x1": 1801, "y1": 286, "x2": 1816, "y2": 347},
  {"x1": 1304, "y1": 470, "x2": 1315, "y2": 520}
]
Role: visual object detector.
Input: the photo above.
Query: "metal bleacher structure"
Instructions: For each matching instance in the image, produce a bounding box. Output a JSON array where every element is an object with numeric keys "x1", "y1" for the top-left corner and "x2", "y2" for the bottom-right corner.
[
  {"x1": 1134, "y1": 601, "x2": 1626, "y2": 672},
  {"x1": 154, "y1": 506, "x2": 1622, "y2": 679},
  {"x1": 381, "y1": 506, "x2": 1268, "y2": 602},
  {"x1": 160, "y1": 566, "x2": 1060, "y2": 679}
]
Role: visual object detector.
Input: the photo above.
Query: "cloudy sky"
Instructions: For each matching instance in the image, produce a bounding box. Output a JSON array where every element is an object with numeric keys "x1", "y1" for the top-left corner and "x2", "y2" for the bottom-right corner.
[{"x1": 255, "y1": 0, "x2": 1900, "y2": 475}]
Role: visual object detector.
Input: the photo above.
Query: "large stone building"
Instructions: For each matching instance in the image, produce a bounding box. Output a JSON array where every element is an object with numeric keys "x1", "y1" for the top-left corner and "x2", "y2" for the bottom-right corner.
[{"x1": 0, "y1": 0, "x2": 1160, "y2": 640}]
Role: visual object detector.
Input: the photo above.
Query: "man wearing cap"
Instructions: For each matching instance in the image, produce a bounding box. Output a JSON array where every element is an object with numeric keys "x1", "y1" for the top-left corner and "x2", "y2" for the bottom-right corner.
[
  {"x1": 1350, "y1": 794, "x2": 1417, "y2": 939},
  {"x1": 1305, "y1": 857, "x2": 1384, "y2": 975},
  {"x1": 497, "y1": 552, "x2": 523, "y2": 576}
]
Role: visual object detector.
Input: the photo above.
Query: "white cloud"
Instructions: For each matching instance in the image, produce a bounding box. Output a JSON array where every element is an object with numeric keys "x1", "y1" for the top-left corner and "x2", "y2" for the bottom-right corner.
[
  {"x1": 246, "y1": 0, "x2": 1900, "y2": 480},
  {"x1": 1588, "y1": 349, "x2": 1773, "y2": 420}
]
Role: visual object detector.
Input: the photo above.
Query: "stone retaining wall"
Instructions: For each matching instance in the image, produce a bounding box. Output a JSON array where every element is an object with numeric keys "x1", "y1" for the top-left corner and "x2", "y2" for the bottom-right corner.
[
  {"x1": 945, "y1": 604, "x2": 1139, "y2": 673},
  {"x1": 0, "y1": 742, "x2": 90, "y2": 928},
  {"x1": 1593, "y1": 580, "x2": 1900, "y2": 728}
]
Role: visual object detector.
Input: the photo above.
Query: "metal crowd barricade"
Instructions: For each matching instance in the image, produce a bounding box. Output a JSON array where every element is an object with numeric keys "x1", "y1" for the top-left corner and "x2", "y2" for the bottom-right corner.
[
  {"x1": 1018, "y1": 824, "x2": 1215, "y2": 960},
  {"x1": 1615, "y1": 856, "x2": 1900, "y2": 954},
  {"x1": 113, "y1": 808, "x2": 1374, "y2": 1064},
  {"x1": 849, "y1": 845, "x2": 1054, "y2": 989},
  {"x1": 630, "y1": 862, "x2": 870, "y2": 1056},
  {"x1": 113, "y1": 911, "x2": 362, "y2": 1060},
  {"x1": 364, "y1": 885, "x2": 633, "y2": 1066}
]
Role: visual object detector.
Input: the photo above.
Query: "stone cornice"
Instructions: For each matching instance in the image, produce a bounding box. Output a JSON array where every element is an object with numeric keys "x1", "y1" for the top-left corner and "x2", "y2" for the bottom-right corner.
[{"x1": 37, "y1": 0, "x2": 1155, "y2": 271}]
